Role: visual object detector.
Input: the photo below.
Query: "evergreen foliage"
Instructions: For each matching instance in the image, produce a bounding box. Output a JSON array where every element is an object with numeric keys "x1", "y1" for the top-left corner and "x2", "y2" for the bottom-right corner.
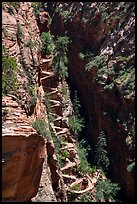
[
  {"x1": 2, "y1": 45, "x2": 7, "y2": 54},
  {"x1": 44, "y1": 93, "x2": 54, "y2": 123},
  {"x1": 17, "y1": 22, "x2": 23, "y2": 37},
  {"x1": 24, "y1": 39, "x2": 37, "y2": 49},
  {"x1": 74, "y1": 192, "x2": 93, "y2": 202},
  {"x1": 2, "y1": 54, "x2": 17, "y2": 96},
  {"x1": 60, "y1": 149, "x2": 70, "y2": 159},
  {"x1": 68, "y1": 115, "x2": 84, "y2": 135},
  {"x1": 127, "y1": 117, "x2": 135, "y2": 150},
  {"x1": 7, "y1": 2, "x2": 20, "y2": 14},
  {"x1": 32, "y1": 2, "x2": 44, "y2": 19},
  {"x1": 95, "y1": 179, "x2": 120, "y2": 202},
  {"x1": 40, "y1": 32, "x2": 55, "y2": 56},
  {"x1": 70, "y1": 183, "x2": 80, "y2": 191},
  {"x1": 85, "y1": 55, "x2": 106, "y2": 71},
  {"x1": 8, "y1": 2, "x2": 20, "y2": 10},
  {"x1": 52, "y1": 36, "x2": 70, "y2": 79},
  {"x1": 32, "y1": 119, "x2": 51, "y2": 140},
  {"x1": 94, "y1": 131, "x2": 110, "y2": 172},
  {"x1": 127, "y1": 161, "x2": 135, "y2": 173},
  {"x1": 77, "y1": 139, "x2": 95, "y2": 174},
  {"x1": 68, "y1": 91, "x2": 84, "y2": 135},
  {"x1": 73, "y1": 91, "x2": 81, "y2": 117}
]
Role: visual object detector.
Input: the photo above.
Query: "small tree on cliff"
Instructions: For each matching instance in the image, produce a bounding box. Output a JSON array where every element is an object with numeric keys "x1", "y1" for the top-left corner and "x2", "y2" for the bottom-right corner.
[
  {"x1": 94, "y1": 131, "x2": 110, "y2": 172},
  {"x1": 2, "y1": 54, "x2": 17, "y2": 95},
  {"x1": 40, "y1": 32, "x2": 55, "y2": 56},
  {"x1": 52, "y1": 36, "x2": 70, "y2": 81},
  {"x1": 68, "y1": 91, "x2": 84, "y2": 136}
]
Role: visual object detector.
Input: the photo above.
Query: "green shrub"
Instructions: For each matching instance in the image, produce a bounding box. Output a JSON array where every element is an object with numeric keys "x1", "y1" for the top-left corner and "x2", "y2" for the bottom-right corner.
[
  {"x1": 24, "y1": 65, "x2": 33, "y2": 83},
  {"x1": 2, "y1": 45, "x2": 7, "y2": 54},
  {"x1": 2, "y1": 55, "x2": 17, "y2": 95},
  {"x1": 24, "y1": 39, "x2": 37, "y2": 49},
  {"x1": 94, "y1": 131, "x2": 110, "y2": 172},
  {"x1": 32, "y1": 2, "x2": 43, "y2": 19},
  {"x1": 74, "y1": 192, "x2": 93, "y2": 202},
  {"x1": 17, "y1": 22, "x2": 23, "y2": 37},
  {"x1": 69, "y1": 91, "x2": 85, "y2": 135},
  {"x1": 52, "y1": 36, "x2": 70, "y2": 79},
  {"x1": 85, "y1": 55, "x2": 106, "y2": 71},
  {"x1": 127, "y1": 161, "x2": 135, "y2": 172},
  {"x1": 77, "y1": 139, "x2": 93, "y2": 174},
  {"x1": 68, "y1": 115, "x2": 84, "y2": 135},
  {"x1": 128, "y1": 117, "x2": 135, "y2": 150},
  {"x1": 32, "y1": 119, "x2": 51, "y2": 140},
  {"x1": 8, "y1": 2, "x2": 20, "y2": 10},
  {"x1": 60, "y1": 149, "x2": 70, "y2": 159},
  {"x1": 44, "y1": 93, "x2": 54, "y2": 123},
  {"x1": 60, "y1": 10, "x2": 70, "y2": 20},
  {"x1": 95, "y1": 179, "x2": 120, "y2": 202},
  {"x1": 112, "y1": 15, "x2": 120, "y2": 20},
  {"x1": 117, "y1": 56, "x2": 127, "y2": 62},
  {"x1": 7, "y1": 2, "x2": 20, "y2": 14},
  {"x1": 27, "y1": 84, "x2": 35, "y2": 96},
  {"x1": 72, "y1": 91, "x2": 82, "y2": 117},
  {"x1": 70, "y1": 183, "x2": 80, "y2": 191},
  {"x1": 27, "y1": 84, "x2": 38, "y2": 107},
  {"x1": 40, "y1": 32, "x2": 55, "y2": 55}
]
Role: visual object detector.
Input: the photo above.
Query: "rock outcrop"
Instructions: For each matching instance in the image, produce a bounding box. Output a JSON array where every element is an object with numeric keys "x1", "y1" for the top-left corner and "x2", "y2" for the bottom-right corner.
[
  {"x1": 2, "y1": 96, "x2": 46, "y2": 202},
  {"x1": 2, "y1": 2, "x2": 57, "y2": 202}
]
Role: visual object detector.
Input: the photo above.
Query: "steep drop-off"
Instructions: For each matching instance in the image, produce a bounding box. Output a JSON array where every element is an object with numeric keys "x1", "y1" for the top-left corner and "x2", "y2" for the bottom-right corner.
[
  {"x1": 49, "y1": 2, "x2": 135, "y2": 202},
  {"x1": 2, "y1": 2, "x2": 135, "y2": 202}
]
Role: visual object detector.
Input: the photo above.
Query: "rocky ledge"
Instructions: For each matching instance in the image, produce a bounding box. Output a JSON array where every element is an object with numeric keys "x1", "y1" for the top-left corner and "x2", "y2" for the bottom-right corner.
[{"x1": 2, "y1": 96, "x2": 46, "y2": 202}]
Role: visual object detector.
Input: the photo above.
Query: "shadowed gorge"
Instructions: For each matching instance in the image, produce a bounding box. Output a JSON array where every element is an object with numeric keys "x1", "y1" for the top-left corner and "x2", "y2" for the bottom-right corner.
[{"x1": 2, "y1": 2, "x2": 135, "y2": 202}]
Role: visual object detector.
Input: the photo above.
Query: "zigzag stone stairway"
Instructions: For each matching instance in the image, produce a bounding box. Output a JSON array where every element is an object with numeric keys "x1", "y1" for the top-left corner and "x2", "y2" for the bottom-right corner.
[{"x1": 38, "y1": 56, "x2": 105, "y2": 201}]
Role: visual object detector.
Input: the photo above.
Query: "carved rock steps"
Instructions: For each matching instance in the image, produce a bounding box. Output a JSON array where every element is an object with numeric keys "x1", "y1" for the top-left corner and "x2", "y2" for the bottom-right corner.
[{"x1": 40, "y1": 58, "x2": 102, "y2": 200}]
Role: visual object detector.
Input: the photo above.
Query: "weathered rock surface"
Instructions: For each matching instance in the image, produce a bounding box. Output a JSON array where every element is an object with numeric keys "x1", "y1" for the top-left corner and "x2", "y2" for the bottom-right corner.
[
  {"x1": 2, "y1": 96, "x2": 46, "y2": 202},
  {"x1": 50, "y1": 2, "x2": 135, "y2": 202},
  {"x1": 2, "y1": 2, "x2": 57, "y2": 201},
  {"x1": 3, "y1": 2, "x2": 135, "y2": 202}
]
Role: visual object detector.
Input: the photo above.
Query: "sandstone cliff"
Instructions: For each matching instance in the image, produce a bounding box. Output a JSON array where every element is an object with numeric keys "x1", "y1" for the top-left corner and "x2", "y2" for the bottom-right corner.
[
  {"x1": 2, "y1": 2, "x2": 56, "y2": 202},
  {"x1": 2, "y1": 2, "x2": 135, "y2": 202},
  {"x1": 49, "y1": 2, "x2": 135, "y2": 202}
]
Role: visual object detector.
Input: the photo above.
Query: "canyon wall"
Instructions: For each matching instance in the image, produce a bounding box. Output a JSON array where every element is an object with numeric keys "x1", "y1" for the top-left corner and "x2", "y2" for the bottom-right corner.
[
  {"x1": 2, "y1": 2, "x2": 56, "y2": 202},
  {"x1": 2, "y1": 2, "x2": 135, "y2": 202},
  {"x1": 50, "y1": 2, "x2": 135, "y2": 201}
]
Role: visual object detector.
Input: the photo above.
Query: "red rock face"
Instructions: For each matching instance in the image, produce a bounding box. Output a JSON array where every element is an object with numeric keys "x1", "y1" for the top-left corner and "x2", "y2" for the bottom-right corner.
[
  {"x1": 36, "y1": 12, "x2": 50, "y2": 33},
  {"x1": 2, "y1": 96, "x2": 46, "y2": 202},
  {"x1": 2, "y1": 3, "x2": 58, "y2": 202},
  {"x1": 67, "y1": 40, "x2": 135, "y2": 202},
  {"x1": 50, "y1": 2, "x2": 135, "y2": 201},
  {"x1": 2, "y1": 135, "x2": 45, "y2": 202}
]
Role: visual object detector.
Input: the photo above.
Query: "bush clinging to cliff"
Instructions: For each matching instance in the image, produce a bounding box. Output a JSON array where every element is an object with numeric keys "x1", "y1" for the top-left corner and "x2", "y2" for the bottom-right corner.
[{"x1": 2, "y1": 54, "x2": 17, "y2": 96}]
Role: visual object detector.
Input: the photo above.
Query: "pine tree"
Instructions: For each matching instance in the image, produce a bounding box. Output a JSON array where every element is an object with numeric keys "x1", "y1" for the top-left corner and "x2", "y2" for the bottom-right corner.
[
  {"x1": 52, "y1": 36, "x2": 70, "y2": 80},
  {"x1": 96, "y1": 178, "x2": 120, "y2": 202},
  {"x1": 40, "y1": 32, "x2": 55, "y2": 56},
  {"x1": 68, "y1": 91, "x2": 84, "y2": 136},
  {"x1": 73, "y1": 91, "x2": 81, "y2": 117},
  {"x1": 2, "y1": 54, "x2": 17, "y2": 95},
  {"x1": 94, "y1": 131, "x2": 110, "y2": 172}
]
